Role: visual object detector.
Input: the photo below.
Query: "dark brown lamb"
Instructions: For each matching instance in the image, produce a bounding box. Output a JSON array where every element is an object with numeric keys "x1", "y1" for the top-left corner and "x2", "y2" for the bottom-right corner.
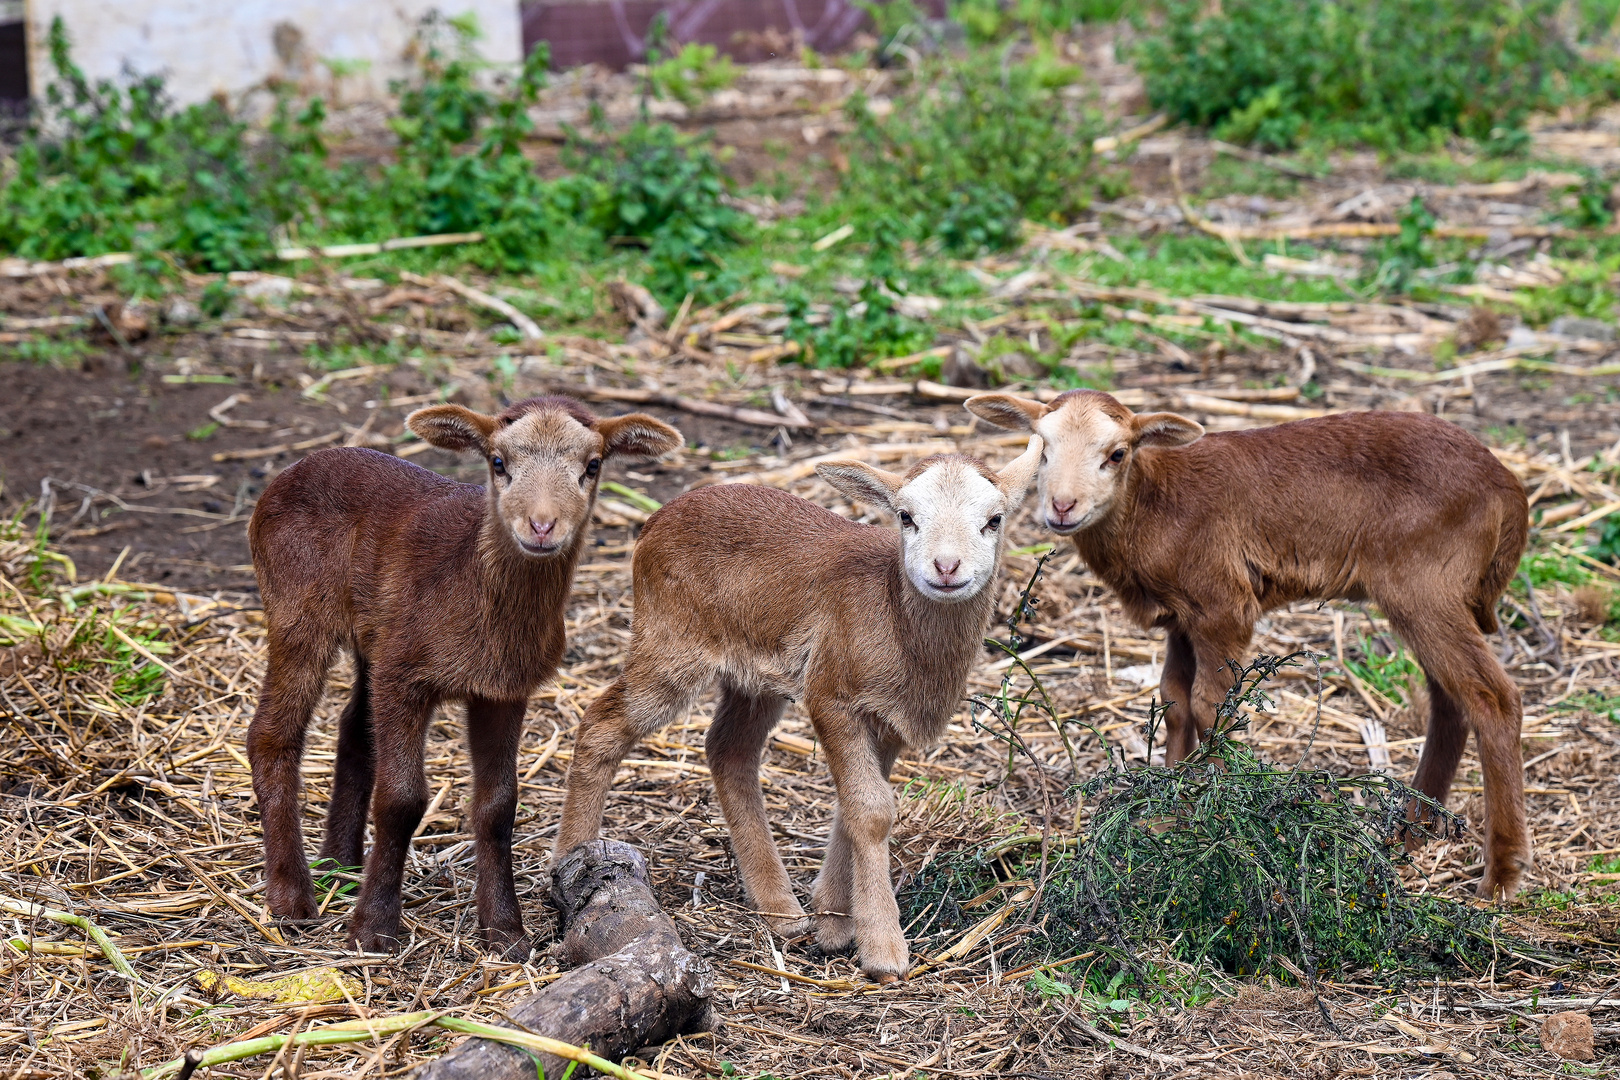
[{"x1": 246, "y1": 396, "x2": 681, "y2": 953}]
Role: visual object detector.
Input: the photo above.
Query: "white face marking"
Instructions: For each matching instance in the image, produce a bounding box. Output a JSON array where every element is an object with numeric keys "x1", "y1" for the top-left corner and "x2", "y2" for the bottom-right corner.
[
  {"x1": 1034, "y1": 407, "x2": 1131, "y2": 535},
  {"x1": 892, "y1": 462, "x2": 1007, "y2": 603}
]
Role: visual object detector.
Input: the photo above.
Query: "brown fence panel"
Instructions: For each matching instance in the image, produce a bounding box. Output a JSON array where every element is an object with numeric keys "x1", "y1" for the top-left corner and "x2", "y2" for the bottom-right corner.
[{"x1": 521, "y1": 0, "x2": 944, "y2": 70}]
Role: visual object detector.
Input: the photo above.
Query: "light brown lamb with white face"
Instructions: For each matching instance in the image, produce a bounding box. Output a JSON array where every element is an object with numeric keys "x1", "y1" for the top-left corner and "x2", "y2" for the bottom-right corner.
[
  {"x1": 553, "y1": 440, "x2": 1041, "y2": 982},
  {"x1": 967, "y1": 389, "x2": 1532, "y2": 901}
]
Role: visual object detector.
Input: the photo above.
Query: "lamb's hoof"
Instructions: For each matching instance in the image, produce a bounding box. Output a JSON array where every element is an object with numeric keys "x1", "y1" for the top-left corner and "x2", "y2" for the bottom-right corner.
[
  {"x1": 347, "y1": 912, "x2": 404, "y2": 954},
  {"x1": 483, "y1": 926, "x2": 533, "y2": 961},
  {"x1": 814, "y1": 914, "x2": 856, "y2": 956},
  {"x1": 767, "y1": 914, "x2": 815, "y2": 941},
  {"x1": 265, "y1": 881, "x2": 319, "y2": 923},
  {"x1": 1476, "y1": 870, "x2": 1521, "y2": 904}
]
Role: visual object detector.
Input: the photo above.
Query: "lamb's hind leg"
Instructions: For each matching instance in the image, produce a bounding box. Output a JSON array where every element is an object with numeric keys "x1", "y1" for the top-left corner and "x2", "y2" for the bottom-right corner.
[
  {"x1": 706, "y1": 685, "x2": 805, "y2": 936},
  {"x1": 319, "y1": 653, "x2": 373, "y2": 872},
  {"x1": 247, "y1": 631, "x2": 337, "y2": 922},
  {"x1": 1397, "y1": 612, "x2": 1529, "y2": 900},
  {"x1": 554, "y1": 667, "x2": 694, "y2": 862}
]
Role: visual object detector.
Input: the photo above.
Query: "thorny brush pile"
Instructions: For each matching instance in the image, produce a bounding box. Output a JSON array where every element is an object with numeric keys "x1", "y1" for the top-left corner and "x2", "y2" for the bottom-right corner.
[{"x1": 903, "y1": 560, "x2": 1534, "y2": 998}]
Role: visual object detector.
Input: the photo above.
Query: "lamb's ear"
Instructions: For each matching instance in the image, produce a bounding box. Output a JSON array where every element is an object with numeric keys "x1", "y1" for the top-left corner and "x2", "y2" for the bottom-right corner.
[
  {"x1": 1132, "y1": 411, "x2": 1203, "y2": 448},
  {"x1": 816, "y1": 460, "x2": 907, "y2": 513},
  {"x1": 598, "y1": 413, "x2": 683, "y2": 458},
  {"x1": 407, "y1": 404, "x2": 500, "y2": 453},
  {"x1": 995, "y1": 435, "x2": 1043, "y2": 507},
  {"x1": 965, "y1": 393, "x2": 1049, "y2": 432}
]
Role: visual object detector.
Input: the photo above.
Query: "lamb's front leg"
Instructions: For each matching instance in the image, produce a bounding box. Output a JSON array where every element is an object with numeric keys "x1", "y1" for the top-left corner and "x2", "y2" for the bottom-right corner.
[
  {"x1": 816, "y1": 715, "x2": 906, "y2": 982},
  {"x1": 811, "y1": 737, "x2": 901, "y2": 957}
]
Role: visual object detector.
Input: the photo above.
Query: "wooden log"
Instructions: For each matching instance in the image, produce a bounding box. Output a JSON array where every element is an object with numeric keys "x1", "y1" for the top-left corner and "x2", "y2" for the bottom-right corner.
[{"x1": 416, "y1": 841, "x2": 713, "y2": 1080}]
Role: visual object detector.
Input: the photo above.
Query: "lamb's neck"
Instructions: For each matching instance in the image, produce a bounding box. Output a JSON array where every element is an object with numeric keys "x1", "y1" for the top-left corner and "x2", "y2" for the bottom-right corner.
[{"x1": 475, "y1": 500, "x2": 585, "y2": 627}]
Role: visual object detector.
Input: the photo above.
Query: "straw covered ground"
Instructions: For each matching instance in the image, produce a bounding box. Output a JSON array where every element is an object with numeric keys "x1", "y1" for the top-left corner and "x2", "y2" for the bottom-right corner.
[
  {"x1": 7, "y1": 102, "x2": 1620, "y2": 1072},
  {"x1": 4, "y1": 324, "x2": 1620, "y2": 1078}
]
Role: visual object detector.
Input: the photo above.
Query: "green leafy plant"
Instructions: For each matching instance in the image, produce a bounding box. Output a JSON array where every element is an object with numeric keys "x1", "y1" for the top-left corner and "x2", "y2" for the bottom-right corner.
[
  {"x1": 1134, "y1": 0, "x2": 1600, "y2": 150},
  {"x1": 952, "y1": 0, "x2": 1135, "y2": 41},
  {"x1": 1592, "y1": 515, "x2": 1620, "y2": 565},
  {"x1": 645, "y1": 42, "x2": 739, "y2": 107},
  {"x1": 1365, "y1": 196, "x2": 1435, "y2": 294},
  {"x1": 844, "y1": 50, "x2": 1105, "y2": 253},
  {"x1": 371, "y1": 17, "x2": 566, "y2": 270},
  {"x1": 0, "y1": 19, "x2": 282, "y2": 268},
  {"x1": 785, "y1": 280, "x2": 931, "y2": 368},
  {"x1": 567, "y1": 118, "x2": 750, "y2": 299},
  {"x1": 1342, "y1": 634, "x2": 1423, "y2": 706}
]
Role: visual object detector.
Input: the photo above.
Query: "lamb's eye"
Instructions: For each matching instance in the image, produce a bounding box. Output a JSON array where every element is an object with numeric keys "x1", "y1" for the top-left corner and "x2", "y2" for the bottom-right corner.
[
  {"x1": 898, "y1": 510, "x2": 916, "y2": 529},
  {"x1": 986, "y1": 514, "x2": 1003, "y2": 531},
  {"x1": 584, "y1": 458, "x2": 602, "y2": 478},
  {"x1": 491, "y1": 455, "x2": 507, "y2": 477},
  {"x1": 1108, "y1": 448, "x2": 1126, "y2": 464}
]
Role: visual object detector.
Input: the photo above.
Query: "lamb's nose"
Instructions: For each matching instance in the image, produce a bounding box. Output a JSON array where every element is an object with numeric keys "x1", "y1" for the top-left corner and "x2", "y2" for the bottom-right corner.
[
  {"x1": 934, "y1": 558, "x2": 960, "y2": 579},
  {"x1": 1050, "y1": 498, "x2": 1076, "y2": 519},
  {"x1": 531, "y1": 518, "x2": 556, "y2": 542}
]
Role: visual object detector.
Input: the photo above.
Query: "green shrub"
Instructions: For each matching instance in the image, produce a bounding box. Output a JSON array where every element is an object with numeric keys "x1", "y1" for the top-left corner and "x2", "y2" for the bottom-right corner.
[
  {"x1": 844, "y1": 51, "x2": 1104, "y2": 253},
  {"x1": 567, "y1": 119, "x2": 751, "y2": 299},
  {"x1": 952, "y1": 0, "x2": 1136, "y2": 41},
  {"x1": 645, "y1": 42, "x2": 740, "y2": 107},
  {"x1": 0, "y1": 16, "x2": 570, "y2": 273},
  {"x1": 1134, "y1": 0, "x2": 1602, "y2": 150},
  {"x1": 786, "y1": 280, "x2": 931, "y2": 368},
  {"x1": 0, "y1": 18, "x2": 298, "y2": 269}
]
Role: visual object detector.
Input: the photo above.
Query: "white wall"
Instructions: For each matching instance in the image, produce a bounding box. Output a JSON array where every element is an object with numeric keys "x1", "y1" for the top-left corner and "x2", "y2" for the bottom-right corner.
[{"x1": 25, "y1": 2, "x2": 523, "y2": 105}]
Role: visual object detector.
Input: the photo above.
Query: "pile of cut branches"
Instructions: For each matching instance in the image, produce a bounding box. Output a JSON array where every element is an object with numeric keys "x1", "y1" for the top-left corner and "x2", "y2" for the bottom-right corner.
[{"x1": 905, "y1": 655, "x2": 1523, "y2": 986}]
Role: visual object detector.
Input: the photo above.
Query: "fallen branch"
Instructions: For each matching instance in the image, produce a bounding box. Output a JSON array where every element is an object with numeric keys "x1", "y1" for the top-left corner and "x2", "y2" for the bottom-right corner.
[
  {"x1": 1067, "y1": 1015, "x2": 1189, "y2": 1069},
  {"x1": 276, "y1": 232, "x2": 484, "y2": 261},
  {"x1": 401, "y1": 271, "x2": 542, "y2": 340},
  {"x1": 0, "y1": 233, "x2": 484, "y2": 278},
  {"x1": 1172, "y1": 391, "x2": 1333, "y2": 420},
  {"x1": 141, "y1": 1011, "x2": 663, "y2": 1080},
  {"x1": 564, "y1": 385, "x2": 813, "y2": 430},
  {"x1": 417, "y1": 840, "x2": 713, "y2": 1080},
  {"x1": 211, "y1": 431, "x2": 342, "y2": 463}
]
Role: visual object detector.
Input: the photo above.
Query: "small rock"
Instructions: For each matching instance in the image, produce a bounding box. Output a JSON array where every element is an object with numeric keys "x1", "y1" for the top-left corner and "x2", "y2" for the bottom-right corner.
[
  {"x1": 240, "y1": 275, "x2": 296, "y2": 301},
  {"x1": 1549, "y1": 315, "x2": 1616, "y2": 343},
  {"x1": 1541, "y1": 1010, "x2": 1594, "y2": 1061},
  {"x1": 941, "y1": 343, "x2": 989, "y2": 388},
  {"x1": 164, "y1": 298, "x2": 203, "y2": 327},
  {"x1": 1453, "y1": 306, "x2": 1503, "y2": 352},
  {"x1": 142, "y1": 435, "x2": 169, "y2": 451}
]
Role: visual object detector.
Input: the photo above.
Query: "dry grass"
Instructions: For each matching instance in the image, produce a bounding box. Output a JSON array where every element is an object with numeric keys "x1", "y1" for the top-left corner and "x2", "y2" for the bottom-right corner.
[
  {"x1": 5, "y1": 221, "x2": 1620, "y2": 1073},
  {"x1": 3, "y1": 395, "x2": 1620, "y2": 1078}
]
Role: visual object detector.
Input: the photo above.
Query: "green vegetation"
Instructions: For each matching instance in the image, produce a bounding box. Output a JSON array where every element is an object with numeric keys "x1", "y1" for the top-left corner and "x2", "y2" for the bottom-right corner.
[
  {"x1": 5, "y1": 6, "x2": 1620, "y2": 360},
  {"x1": 1134, "y1": 0, "x2": 1614, "y2": 150},
  {"x1": 1342, "y1": 634, "x2": 1423, "y2": 707},
  {"x1": 844, "y1": 50, "x2": 1107, "y2": 254},
  {"x1": 903, "y1": 655, "x2": 1516, "y2": 986},
  {"x1": 952, "y1": 0, "x2": 1136, "y2": 42}
]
